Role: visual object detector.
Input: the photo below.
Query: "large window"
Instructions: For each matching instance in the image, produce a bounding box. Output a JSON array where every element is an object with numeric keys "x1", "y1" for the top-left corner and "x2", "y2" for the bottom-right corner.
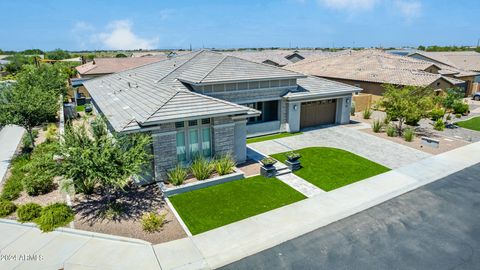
[
  {"x1": 245, "y1": 100, "x2": 279, "y2": 124},
  {"x1": 175, "y1": 118, "x2": 212, "y2": 163}
]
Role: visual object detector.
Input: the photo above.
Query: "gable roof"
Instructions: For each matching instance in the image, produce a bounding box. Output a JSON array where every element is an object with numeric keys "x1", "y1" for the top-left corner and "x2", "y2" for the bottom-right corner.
[
  {"x1": 223, "y1": 50, "x2": 326, "y2": 67},
  {"x1": 287, "y1": 50, "x2": 465, "y2": 87},
  {"x1": 76, "y1": 57, "x2": 167, "y2": 75},
  {"x1": 285, "y1": 76, "x2": 362, "y2": 100},
  {"x1": 408, "y1": 51, "x2": 480, "y2": 72},
  {"x1": 83, "y1": 50, "x2": 305, "y2": 132}
]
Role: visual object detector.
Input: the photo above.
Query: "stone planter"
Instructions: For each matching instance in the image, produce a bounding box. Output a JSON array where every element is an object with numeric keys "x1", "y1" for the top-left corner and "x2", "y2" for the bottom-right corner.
[
  {"x1": 260, "y1": 166, "x2": 277, "y2": 178},
  {"x1": 286, "y1": 160, "x2": 301, "y2": 171}
]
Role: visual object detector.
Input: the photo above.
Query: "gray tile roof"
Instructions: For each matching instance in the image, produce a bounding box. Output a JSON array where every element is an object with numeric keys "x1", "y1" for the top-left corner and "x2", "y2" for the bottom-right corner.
[
  {"x1": 84, "y1": 50, "x2": 305, "y2": 132},
  {"x1": 285, "y1": 76, "x2": 361, "y2": 100}
]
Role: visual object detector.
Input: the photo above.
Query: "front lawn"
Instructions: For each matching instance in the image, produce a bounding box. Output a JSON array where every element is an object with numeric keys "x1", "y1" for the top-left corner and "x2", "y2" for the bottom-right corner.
[
  {"x1": 247, "y1": 132, "x2": 303, "y2": 144},
  {"x1": 456, "y1": 116, "x2": 480, "y2": 131},
  {"x1": 169, "y1": 175, "x2": 306, "y2": 235},
  {"x1": 271, "y1": 147, "x2": 390, "y2": 191}
]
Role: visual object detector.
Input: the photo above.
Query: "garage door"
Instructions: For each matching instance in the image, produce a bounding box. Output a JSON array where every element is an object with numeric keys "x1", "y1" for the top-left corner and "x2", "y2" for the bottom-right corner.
[{"x1": 300, "y1": 99, "x2": 336, "y2": 129}]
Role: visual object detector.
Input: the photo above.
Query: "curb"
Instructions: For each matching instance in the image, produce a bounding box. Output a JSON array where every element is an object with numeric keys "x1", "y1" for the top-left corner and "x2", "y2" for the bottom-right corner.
[{"x1": 165, "y1": 197, "x2": 192, "y2": 237}]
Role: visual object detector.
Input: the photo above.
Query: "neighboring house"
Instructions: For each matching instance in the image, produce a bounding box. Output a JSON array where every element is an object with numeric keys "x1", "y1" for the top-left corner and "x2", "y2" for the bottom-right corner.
[
  {"x1": 223, "y1": 49, "x2": 325, "y2": 67},
  {"x1": 287, "y1": 50, "x2": 466, "y2": 100},
  {"x1": 408, "y1": 51, "x2": 480, "y2": 95},
  {"x1": 83, "y1": 50, "x2": 360, "y2": 183},
  {"x1": 72, "y1": 57, "x2": 167, "y2": 100}
]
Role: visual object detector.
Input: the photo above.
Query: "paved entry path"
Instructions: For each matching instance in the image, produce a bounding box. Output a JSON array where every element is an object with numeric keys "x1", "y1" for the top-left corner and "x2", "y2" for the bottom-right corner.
[
  {"x1": 248, "y1": 125, "x2": 431, "y2": 169},
  {"x1": 276, "y1": 173, "x2": 324, "y2": 198},
  {"x1": 0, "y1": 125, "x2": 24, "y2": 182}
]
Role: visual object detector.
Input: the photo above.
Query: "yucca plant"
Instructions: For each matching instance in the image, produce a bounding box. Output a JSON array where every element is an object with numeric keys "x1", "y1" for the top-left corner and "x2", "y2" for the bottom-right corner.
[
  {"x1": 363, "y1": 107, "x2": 372, "y2": 119},
  {"x1": 167, "y1": 164, "x2": 188, "y2": 186},
  {"x1": 214, "y1": 154, "x2": 236, "y2": 176},
  {"x1": 403, "y1": 128, "x2": 415, "y2": 142},
  {"x1": 386, "y1": 124, "x2": 397, "y2": 137},
  {"x1": 372, "y1": 119, "x2": 383, "y2": 133},
  {"x1": 191, "y1": 155, "x2": 214, "y2": 180}
]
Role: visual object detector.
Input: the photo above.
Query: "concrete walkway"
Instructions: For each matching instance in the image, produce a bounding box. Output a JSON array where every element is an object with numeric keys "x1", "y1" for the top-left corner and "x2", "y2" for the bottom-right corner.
[
  {"x1": 0, "y1": 125, "x2": 24, "y2": 182},
  {"x1": 276, "y1": 173, "x2": 324, "y2": 198},
  {"x1": 249, "y1": 125, "x2": 431, "y2": 169},
  {"x1": 1, "y1": 142, "x2": 479, "y2": 270}
]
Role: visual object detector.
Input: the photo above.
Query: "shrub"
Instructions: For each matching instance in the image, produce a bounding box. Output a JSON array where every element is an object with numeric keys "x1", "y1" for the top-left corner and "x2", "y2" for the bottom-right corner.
[
  {"x1": 102, "y1": 203, "x2": 125, "y2": 220},
  {"x1": 433, "y1": 119, "x2": 445, "y2": 131},
  {"x1": 430, "y1": 108, "x2": 445, "y2": 121},
  {"x1": 350, "y1": 102, "x2": 356, "y2": 116},
  {"x1": 35, "y1": 203, "x2": 74, "y2": 232},
  {"x1": 45, "y1": 124, "x2": 58, "y2": 142},
  {"x1": 453, "y1": 101, "x2": 469, "y2": 115},
  {"x1": 372, "y1": 119, "x2": 383, "y2": 133},
  {"x1": 141, "y1": 212, "x2": 166, "y2": 233},
  {"x1": 405, "y1": 114, "x2": 421, "y2": 126},
  {"x1": 383, "y1": 115, "x2": 391, "y2": 125},
  {"x1": 190, "y1": 156, "x2": 214, "y2": 180},
  {"x1": 22, "y1": 142, "x2": 59, "y2": 196},
  {"x1": 455, "y1": 113, "x2": 462, "y2": 118},
  {"x1": 167, "y1": 164, "x2": 188, "y2": 186},
  {"x1": 214, "y1": 154, "x2": 236, "y2": 176},
  {"x1": 23, "y1": 173, "x2": 54, "y2": 196},
  {"x1": 386, "y1": 124, "x2": 397, "y2": 137},
  {"x1": 285, "y1": 152, "x2": 301, "y2": 161},
  {"x1": 403, "y1": 128, "x2": 415, "y2": 142},
  {"x1": 0, "y1": 200, "x2": 16, "y2": 217},
  {"x1": 17, "y1": 203, "x2": 42, "y2": 222},
  {"x1": 363, "y1": 107, "x2": 372, "y2": 119},
  {"x1": 0, "y1": 174, "x2": 24, "y2": 201},
  {"x1": 22, "y1": 129, "x2": 39, "y2": 151},
  {"x1": 446, "y1": 114, "x2": 452, "y2": 121}
]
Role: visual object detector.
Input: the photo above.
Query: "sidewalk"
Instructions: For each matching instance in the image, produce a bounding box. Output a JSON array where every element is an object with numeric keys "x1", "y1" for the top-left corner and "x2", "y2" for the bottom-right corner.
[
  {"x1": 1, "y1": 142, "x2": 479, "y2": 270},
  {"x1": 0, "y1": 125, "x2": 24, "y2": 182}
]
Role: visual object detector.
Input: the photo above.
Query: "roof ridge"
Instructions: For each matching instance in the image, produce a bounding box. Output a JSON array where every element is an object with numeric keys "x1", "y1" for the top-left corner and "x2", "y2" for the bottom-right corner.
[
  {"x1": 197, "y1": 55, "x2": 228, "y2": 83},
  {"x1": 155, "y1": 50, "x2": 205, "y2": 83},
  {"x1": 224, "y1": 54, "x2": 306, "y2": 77},
  {"x1": 143, "y1": 91, "x2": 181, "y2": 123}
]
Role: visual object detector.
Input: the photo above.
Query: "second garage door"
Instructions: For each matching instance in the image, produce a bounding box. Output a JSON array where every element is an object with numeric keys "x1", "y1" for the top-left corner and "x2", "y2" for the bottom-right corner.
[{"x1": 300, "y1": 99, "x2": 336, "y2": 129}]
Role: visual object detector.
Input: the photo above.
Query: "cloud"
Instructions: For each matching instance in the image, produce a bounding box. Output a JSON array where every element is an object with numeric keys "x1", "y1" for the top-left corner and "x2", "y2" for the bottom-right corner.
[
  {"x1": 394, "y1": 0, "x2": 422, "y2": 21},
  {"x1": 94, "y1": 20, "x2": 159, "y2": 50},
  {"x1": 318, "y1": 0, "x2": 379, "y2": 11}
]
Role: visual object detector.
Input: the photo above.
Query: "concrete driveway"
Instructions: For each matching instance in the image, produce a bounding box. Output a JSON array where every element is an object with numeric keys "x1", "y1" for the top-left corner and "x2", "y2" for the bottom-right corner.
[
  {"x1": 221, "y1": 163, "x2": 480, "y2": 270},
  {"x1": 248, "y1": 125, "x2": 431, "y2": 169}
]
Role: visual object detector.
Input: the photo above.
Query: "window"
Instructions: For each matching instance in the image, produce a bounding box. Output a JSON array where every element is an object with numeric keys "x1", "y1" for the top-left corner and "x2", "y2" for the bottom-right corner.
[
  {"x1": 245, "y1": 101, "x2": 278, "y2": 124},
  {"x1": 175, "y1": 119, "x2": 212, "y2": 162},
  {"x1": 176, "y1": 132, "x2": 186, "y2": 162}
]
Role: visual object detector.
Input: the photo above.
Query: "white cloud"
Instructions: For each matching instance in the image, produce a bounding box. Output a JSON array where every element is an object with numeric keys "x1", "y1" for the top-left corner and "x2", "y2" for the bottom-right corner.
[
  {"x1": 94, "y1": 20, "x2": 159, "y2": 50},
  {"x1": 394, "y1": 0, "x2": 422, "y2": 21},
  {"x1": 318, "y1": 0, "x2": 379, "y2": 11}
]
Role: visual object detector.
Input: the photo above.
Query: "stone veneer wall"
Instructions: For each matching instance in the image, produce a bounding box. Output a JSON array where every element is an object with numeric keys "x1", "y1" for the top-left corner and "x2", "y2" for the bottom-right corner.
[
  {"x1": 152, "y1": 123, "x2": 177, "y2": 182},
  {"x1": 212, "y1": 116, "x2": 235, "y2": 156}
]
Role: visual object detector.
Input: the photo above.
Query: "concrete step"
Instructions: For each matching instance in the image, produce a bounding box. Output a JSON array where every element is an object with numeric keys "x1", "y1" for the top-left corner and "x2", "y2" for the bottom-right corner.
[{"x1": 275, "y1": 166, "x2": 291, "y2": 176}]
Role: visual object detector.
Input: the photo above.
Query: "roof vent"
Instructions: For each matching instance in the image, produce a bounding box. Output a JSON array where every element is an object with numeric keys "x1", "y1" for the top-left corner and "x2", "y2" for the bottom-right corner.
[
  {"x1": 127, "y1": 82, "x2": 131, "y2": 88},
  {"x1": 122, "y1": 106, "x2": 130, "y2": 110}
]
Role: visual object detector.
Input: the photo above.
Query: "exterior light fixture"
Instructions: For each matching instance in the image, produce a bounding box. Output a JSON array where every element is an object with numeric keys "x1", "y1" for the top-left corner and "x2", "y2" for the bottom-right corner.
[{"x1": 293, "y1": 105, "x2": 298, "y2": 111}]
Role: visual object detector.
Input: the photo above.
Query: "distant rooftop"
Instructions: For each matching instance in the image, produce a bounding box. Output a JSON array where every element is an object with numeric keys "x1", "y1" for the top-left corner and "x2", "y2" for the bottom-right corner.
[
  {"x1": 76, "y1": 57, "x2": 168, "y2": 75},
  {"x1": 408, "y1": 51, "x2": 480, "y2": 72}
]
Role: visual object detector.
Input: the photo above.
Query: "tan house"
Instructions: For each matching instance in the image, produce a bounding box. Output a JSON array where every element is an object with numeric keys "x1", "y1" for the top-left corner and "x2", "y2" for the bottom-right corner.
[
  {"x1": 408, "y1": 51, "x2": 480, "y2": 95},
  {"x1": 286, "y1": 50, "x2": 466, "y2": 105}
]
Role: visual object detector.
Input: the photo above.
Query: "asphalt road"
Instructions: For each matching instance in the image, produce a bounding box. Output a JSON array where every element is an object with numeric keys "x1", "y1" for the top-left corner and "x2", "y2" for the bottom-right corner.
[{"x1": 222, "y1": 163, "x2": 480, "y2": 270}]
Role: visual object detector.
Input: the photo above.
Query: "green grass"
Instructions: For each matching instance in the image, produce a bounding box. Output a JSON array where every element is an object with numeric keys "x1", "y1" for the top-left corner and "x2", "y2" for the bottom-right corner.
[
  {"x1": 271, "y1": 147, "x2": 390, "y2": 191},
  {"x1": 247, "y1": 132, "x2": 303, "y2": 144},
  {"x1": 169, "y1": 175, "x2": 306, "y2": 235},
  {"x1": 456, "y1": 116, "x2": 480, "y2": 131},
  {"x1": 76, "y1": 105, "x2": 85, "y2": 112}
]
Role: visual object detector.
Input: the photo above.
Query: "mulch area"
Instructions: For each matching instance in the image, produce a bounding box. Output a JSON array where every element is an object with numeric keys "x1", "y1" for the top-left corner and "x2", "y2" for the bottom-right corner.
[{"x1": 72, "y1": 183, "x2": 186, "y2": 244}]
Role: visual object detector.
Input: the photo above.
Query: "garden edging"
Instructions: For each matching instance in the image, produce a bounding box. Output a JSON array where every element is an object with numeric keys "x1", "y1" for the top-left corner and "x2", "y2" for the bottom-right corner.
[{"x1": 160, "y1": 168, "x2": 245, "y2": 197}]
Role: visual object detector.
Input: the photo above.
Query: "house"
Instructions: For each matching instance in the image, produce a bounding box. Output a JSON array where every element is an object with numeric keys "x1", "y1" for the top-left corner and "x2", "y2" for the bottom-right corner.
[
  {"x1": 286, "y1": 50, "x2": 466, "y2": 102},
  {"x1": 223, "y1": 49, "x2": 325, "y2": 67},
  {"x1": 408, "y1": 51, "x2": 480, "y2": 95},
  {"x1": 72, "y1": 57, "x2": 168, "y2": 102},
  {"x1": 82, "y1": 50, "x2": 360, "y2": 183}
]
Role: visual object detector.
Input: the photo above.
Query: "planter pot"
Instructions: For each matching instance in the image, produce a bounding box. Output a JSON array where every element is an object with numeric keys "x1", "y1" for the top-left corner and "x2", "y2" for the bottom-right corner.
[
  {"x1": 286, "y1": 160, "x2": 302, "y2": 171},
  {"x1": 287, "y1": 157, "x2": 301, "y2": 163},
  {"x1": 260, "y1": 166, "x2": 277, "y2": 178}
]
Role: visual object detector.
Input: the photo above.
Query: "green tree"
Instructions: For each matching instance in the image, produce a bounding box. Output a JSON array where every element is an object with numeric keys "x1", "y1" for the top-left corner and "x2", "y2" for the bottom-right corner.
[
  {"x1": 115, "y1": 53, "x2": 128, "y2": 58},
  {"x1": 61, "y1": 118, "x2": 151, "y2": 203},
  {"x1": 46, "y1": 49, "x2": 71, "y2": 60},
  {"x1": 4, "y1": 55, "x2": 34, "y2": 74},
  {"x1": 0, "y1": 65, "x2": 68, "y2": 148},
  {"x1": 379, "y1": 85, "x2": 435, "y2": 135}
]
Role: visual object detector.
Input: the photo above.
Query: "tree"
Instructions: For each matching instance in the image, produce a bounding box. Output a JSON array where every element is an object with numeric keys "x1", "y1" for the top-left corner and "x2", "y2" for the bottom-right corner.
[
  {"x1": 379, "y1": 85, "x2": 435, "y2": 134},
  {"x1": 45, "y1": 49, "x2": 71, "y2": 60},
  {"x1": 0, "y1": 65, "x2": 68, "y2": 148},
  {"x1": 439, "y1": 88, "x2": 464, "y2": 112},
  {"x1": 115, "y1": 53, "x2": 128, "y2": 58},
  {"x1": 4, "y1": 55, "x2": 34, "y2": 74},
  {"x1": 61, "y1": 118, "x2": 151, "y2": 204},
  {"x1": 417, "y1": 45, "x2": 426, "y2": 51}
]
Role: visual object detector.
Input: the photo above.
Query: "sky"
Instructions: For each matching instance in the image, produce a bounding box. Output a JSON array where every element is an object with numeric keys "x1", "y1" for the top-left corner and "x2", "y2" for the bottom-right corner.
[{"x1": 0, "y1": 0, "x2": 479, "y2": 51}]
